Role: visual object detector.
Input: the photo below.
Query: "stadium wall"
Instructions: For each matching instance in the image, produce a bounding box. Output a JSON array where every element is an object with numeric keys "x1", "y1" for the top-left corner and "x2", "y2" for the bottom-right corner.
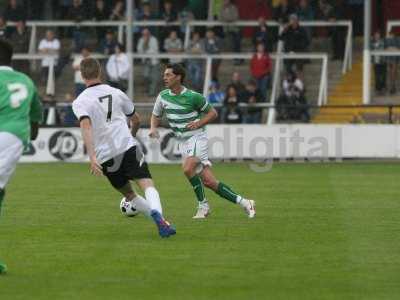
[{"x1": 20, "y1": 125, "x2": 400, "y2": 163}]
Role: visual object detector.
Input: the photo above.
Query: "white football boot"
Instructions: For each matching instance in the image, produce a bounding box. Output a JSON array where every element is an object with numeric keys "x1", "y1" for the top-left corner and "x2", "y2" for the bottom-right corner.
[
  {"x1": 240, "y1": 199, "x2": 256, "y2": 218},
  {"x1": 192, "y1": 201, "x2": 210, "y2": 219}
]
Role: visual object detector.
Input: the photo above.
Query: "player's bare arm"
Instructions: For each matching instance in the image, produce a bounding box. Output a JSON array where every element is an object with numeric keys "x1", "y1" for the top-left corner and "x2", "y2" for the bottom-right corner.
[
  {"x1": 129, "y1": 112, "x2": 141, "y2": 137},
  {"x1": 79, "y1": 117, "x2": 103, "y2": 176},
  {"x1": 186, "y1": 107, "x2": 218, "y2": 130},
  {"x1": 149, "y1": 114, "x2": 161, "y2": 138}
]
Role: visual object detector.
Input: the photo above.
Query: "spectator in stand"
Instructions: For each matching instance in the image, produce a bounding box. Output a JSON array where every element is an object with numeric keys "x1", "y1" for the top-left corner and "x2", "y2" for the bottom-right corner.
[
  {"x1": 159, "y1": 0, "x2": 178, "y2": 49},
  {"x1": 242, "y1": 80, "x2": 264, "y2": 124},
  {"x1": 371, "y1": 31, "x2": 386, "y2": 94},
  {"x1": 164, "y1": 30, "x2": 183, "y2": 64},
  {"x1": 186, "y1": 31, "x2": 204, "y2": 92},
  {"x1": 72, "y1": 46, "x2": 91, "y2": 96},
  {"x1": 10, "y1": 21, "x2": 30, "y2": 74},
  {"x1": 295, "y1": 0, "x2": 314, "y2": 42},
  {"x1": 277, "y1": 71, "x2": 309, "y2": 122},
  {"x1": 137, "y1": 28, "x2": 160, "y2": 96},
  {"x1": 134, "y1": 1, "x2": 157, "y2": 44},
  {"x1": 274, "y1": 0, "x2": 294, "y2": 24},
  {"x1": 110, "y1": 0, "x2": 125, "y2": 21},
  {"x1": 3, "y1": 0, "x2": 26, "y2": 22},
  {"x1": 250, "y1": 43, "x2": 272, "y2": 100},
  {"x1": 385, "y1": 30, "x2": 399, "y2": 95},
  {"x1": 223, "y1": 85, "x2": 242, "y2": 124},
  {"x1": 106, "y1": 43, "x2": 130, "y2": 92},
  {"x1": 93, "y1": 0, "x2": 110, "y2": 42},
  {"x1": 207, "y1": 80, "x2": 225, "y2": 106},
  {"x1": 99, "y1": 30, "x2": 118, "y2": 55},
  {"x1": 219, "y1": 0, "x2": 242, "y2": 65},
  {"x1": 279, "y1": 14, "x2": 309, "y2": 72},
  {"x1": 204, "y1": 28, "x2": 223, "y2": 81},
  {"x1": 38, "y1": 30, "x2": 61, "y2": 84},
  {"x1": 67, "y1": 0, "x2": 88, "y2": 52},
  {"x1": 229, "y1": 71, "x2": 246, "y2": 97},
  {"x1": 59, "y1": 93, "x2": 77, "y2": 126},
  {"x1": 253, "y1": 17, "x2": 275, "y2": 53},
  {"x1": 0, "y1": 17, "x2": 10, "y2": 40},
  {"x1": 57, "y1": 0, "x2": 73, "y2": 20}
]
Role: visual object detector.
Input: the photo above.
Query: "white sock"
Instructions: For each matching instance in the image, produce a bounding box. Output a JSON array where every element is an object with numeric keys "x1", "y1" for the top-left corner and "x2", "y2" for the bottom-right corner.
[
  {"x1": 131, "y1": 195, "x2": 151, "y2": 217},
  {"x1": 144, "y1": 186, "x2": 163, "y2": 214}
]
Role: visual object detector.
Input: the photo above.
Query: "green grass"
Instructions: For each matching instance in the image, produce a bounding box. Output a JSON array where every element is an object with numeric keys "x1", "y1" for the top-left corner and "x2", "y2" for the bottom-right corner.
[{"x1": 0, "y1": 162, "x2": 399, "y2": 299}]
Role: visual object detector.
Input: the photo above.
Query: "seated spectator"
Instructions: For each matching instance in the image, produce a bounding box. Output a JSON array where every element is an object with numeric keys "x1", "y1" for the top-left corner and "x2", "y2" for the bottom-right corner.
[
  {"x1": 110, "y1": 0, "x2": 125, "y2": 21},
  {"x1": 385, "y1": 30, "x2": 399, "y2": 95},
  {"x1": 207, "y1": 81, "x2": 225, "y2": 106},
  {"x1": 279, "y1": 14, "x2": 309, "y2": 72},
  {"x1": 371, "y1": 31, "x2": 386, "y2": 94},
  {"x1": 72, "y1": 46, "x2": 91, "y2": 97},
  {"x1": 242, "y1": 80, "x2": 263, "y2": 124},
  {"x1": 59, "y1": 93, "x2": 78, "y2": 126},
  {"x1": 99, "y1": 30, "x2": 118, "y2": 55},
  {"x1": 67, "y1": 0, "x2": 88, "y2": 52},
  {"x1": 93, "y1": 0, "x2": 110, "y2": 42},
  {"x1": 253, "y1": 17, "x2": 275, "y2": 53},
  {"x1": 274, "y1": 0, "x2": 294, "y2": 24},
  {"x1": 38, "y1": 30, "x2": 61, "y2": 85},
  {"x1": 204, "y1": 28, "x2": 223, "y2": 81},
  {"x1": 137, "y1": 28, "x2": 160, "y2": 96},
  {"x1": 106, "y1": 43, "x2": 130, "y2": 92},
  {"x1": 134, "y1": 1, "x2": 157, "y2": 40},
  {"x1": 229, "y1": 71, "x2": 246, "y2": 96},
  {"x1": 250, "y1": 43, "x2": 272, "y2": 100},
  {"x1": 3, "y1": 0, "x2": 26, "y2": 22},
  {"x1": 222, "y1": 84, "x2": 242, "y2": 124},
  {"x1": 186, "y1": 31, "x2": 204, "y2": 92},
  {"x1": 0, "y1": 17, "x2": 11, "y2": 40},
  {"x1": 277, "y1": 72, "x2": 309, "y2": 122},
  {"x1": 10, "y1": 21, "x2": 29, "y2": 74},
  {"x1": 164, "y1": 30, "x2": 183, "y2": 64},
  {"x1": 219, "y1": 0, "x2": 241, "y2": 65}
]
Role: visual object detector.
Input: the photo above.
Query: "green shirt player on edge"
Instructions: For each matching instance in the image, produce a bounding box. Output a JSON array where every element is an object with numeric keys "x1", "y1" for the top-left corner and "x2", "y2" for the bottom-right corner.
[
  {"x1": 0, "y1": 40, "x2": 43, "y2": 274},
  {"x1": 149, "y1": 63, "x2": 256, "y2": 219}
]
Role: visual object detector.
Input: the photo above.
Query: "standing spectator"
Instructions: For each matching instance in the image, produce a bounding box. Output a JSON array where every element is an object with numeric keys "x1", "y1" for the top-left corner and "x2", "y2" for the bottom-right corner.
[
  {"x1": 250, "y1": 43, "x2": 272, "y2": 100},
  {"x1": 164, "y1": 30, "x2": 183, "y2": 64},
  {"x1": 279, "y1": 14, "x2": 309, "y2": 72},
  {"x1": 10, "y1": 21, "x2": 29, "y2": 74},
  {"x1": 0, "y1": 17, "x2": 10, "y2": 40},
  {"x1": 296, "y1": 0, "x2": 314, "y2": 42},
  {"x1": 38, "y1": 30, "x2": 61, "y2": 84},
  {"x1": 57, "y1": 0, "x2": 73, "y2": 20},
  {"x1": 106, "y1": 44, "x2": 130, "y2": 92},
  {"x1": 67, "y1": 0, "x2": 88, "y2": 52},
  {"x1": 3, "y1": 0, "x2": 26, "y2": 22},
  {"x1": 223, "y1": 85, "x2": 242, "y2": 124},
  {"x1": 93, "y1": 0, "x2": 110, "y2": 42},
  {"x1": 253, "y1": 17, "x2": 275, "y2": 53},
  {"x1": 137, "y1": 28, "x2": 160, "y2": 96},
  {"x1": 204, "y1": 28, "x2": 222, "y2": 81},
  {"x1": 371, "y1": 31, "x2": 386, "y2": 94},
  {"x1": 242, "y1": 80, "x2": 263, "y2": 124},
  {"x1": 219, "y1": 0, "x2": 241, "y2": 65},
  {"x1": 385, "y1": 30, "x2": 399, "y2": 95},
  {"x1": 110, "y1": 0, "x2": 125, "y2": 21},
  {"x1": 274, "y1": 0, "x2": 294, "y2": 24},
  {"x1": 99, "y1": 30, "x2": 118, "y2": 55},
  {"x1": 72, "y1": 46, "x2": 91, "y2": 96},
  {"x1": 229, "y1": 71, "x2": 246, "y2": 96},
  {"x1": 186, "y1": 31, "x2": 204, "y2": 92}
]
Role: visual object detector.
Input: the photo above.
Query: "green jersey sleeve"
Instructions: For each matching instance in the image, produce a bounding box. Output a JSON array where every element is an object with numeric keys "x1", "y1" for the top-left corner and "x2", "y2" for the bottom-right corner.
[
  {"x1": 30, "y1": 87, "x2": 43, "y2": 123},
  {"x1": 194, "y1": 92, "x2": 211, "y2": 113}
]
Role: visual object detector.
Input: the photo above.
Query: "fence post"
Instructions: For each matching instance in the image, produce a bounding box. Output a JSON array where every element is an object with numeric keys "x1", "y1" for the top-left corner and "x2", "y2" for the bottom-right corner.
[{"x1": 203, "y1": 57, "x2": 212, "y2": 97}]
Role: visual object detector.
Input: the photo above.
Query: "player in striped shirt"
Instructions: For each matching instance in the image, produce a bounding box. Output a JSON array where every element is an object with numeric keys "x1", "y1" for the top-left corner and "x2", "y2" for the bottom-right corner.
[{"x1": 150, "y1": 64, "x2": 256, "y2": 219}]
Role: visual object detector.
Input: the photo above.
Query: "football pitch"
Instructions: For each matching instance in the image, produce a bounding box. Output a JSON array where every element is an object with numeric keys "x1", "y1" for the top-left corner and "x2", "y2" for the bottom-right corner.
[{"x1": 0, "y1": 162, "x2": 399, "y2": 299}]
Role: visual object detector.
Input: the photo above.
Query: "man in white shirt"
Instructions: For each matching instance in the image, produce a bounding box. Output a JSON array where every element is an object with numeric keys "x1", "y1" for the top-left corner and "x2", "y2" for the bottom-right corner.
[
  {"x1": 106, "y1": 43, "x2": 130, "y2": 92},
  {"x1": 72, "y1": 58, "x2": 176, "y2": 238},
  {"x1": 72, "y1": 46, "x2": 91, "y2": 97},
  {"x1": 38, "y1": 30, "x2": 60, "y2": 84}
]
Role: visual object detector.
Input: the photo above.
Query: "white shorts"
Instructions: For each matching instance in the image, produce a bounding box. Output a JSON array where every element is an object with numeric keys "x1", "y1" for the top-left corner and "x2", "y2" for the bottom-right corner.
[
  {"x1": 179, "y1": 132, "x2": 212, "y2": 173},
  {"x1": 0, "y1": 132, "x2": 24, "y2": 189}
]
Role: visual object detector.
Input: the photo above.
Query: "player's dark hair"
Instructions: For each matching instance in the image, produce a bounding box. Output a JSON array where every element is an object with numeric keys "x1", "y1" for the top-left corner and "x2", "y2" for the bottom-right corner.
[
  {"x1": 166, "y1": 63, "x2": 186, "y2": 83},
  {"x1": 80, "y1": 57, "x2": 101, "y2": 80},
  {"x1": 0, "y1": 39, "x2": 13, "y2": 66}
]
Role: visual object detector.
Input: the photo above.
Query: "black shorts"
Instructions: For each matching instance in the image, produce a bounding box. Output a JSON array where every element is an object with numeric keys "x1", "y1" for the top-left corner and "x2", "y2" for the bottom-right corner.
[{"x1": 101, "y1": 146, "x2": 152, "y2": 189}]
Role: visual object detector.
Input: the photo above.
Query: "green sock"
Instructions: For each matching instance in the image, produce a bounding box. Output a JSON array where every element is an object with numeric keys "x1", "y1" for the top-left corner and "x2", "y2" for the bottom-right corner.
[
  {"x1": 189, "y1": 175, "x2": 206, "y2": 203},
  {"x1": 216, "y1": 182, "x2": 242, "y2": 204},
  {"x1": 0, "y1": 189, "x2": 4, "y2": 216}
]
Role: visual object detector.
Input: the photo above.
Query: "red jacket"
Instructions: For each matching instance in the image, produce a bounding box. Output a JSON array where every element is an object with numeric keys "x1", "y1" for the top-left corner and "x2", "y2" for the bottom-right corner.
[{"x1": 250, "y1": 52, "x2": 272, "y2": 79}]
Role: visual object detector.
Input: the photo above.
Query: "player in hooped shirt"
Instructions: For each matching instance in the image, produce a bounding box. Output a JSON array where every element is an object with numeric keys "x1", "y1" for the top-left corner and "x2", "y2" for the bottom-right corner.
[{"x1": 72, "y1": 58, "x2": 175, "y2": 238}]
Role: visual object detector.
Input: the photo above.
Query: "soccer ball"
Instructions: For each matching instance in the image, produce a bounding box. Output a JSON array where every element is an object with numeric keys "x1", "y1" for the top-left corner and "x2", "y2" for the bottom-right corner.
[{"x1": 119, "y1": 198, "x2": 139, "y2": 217}]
